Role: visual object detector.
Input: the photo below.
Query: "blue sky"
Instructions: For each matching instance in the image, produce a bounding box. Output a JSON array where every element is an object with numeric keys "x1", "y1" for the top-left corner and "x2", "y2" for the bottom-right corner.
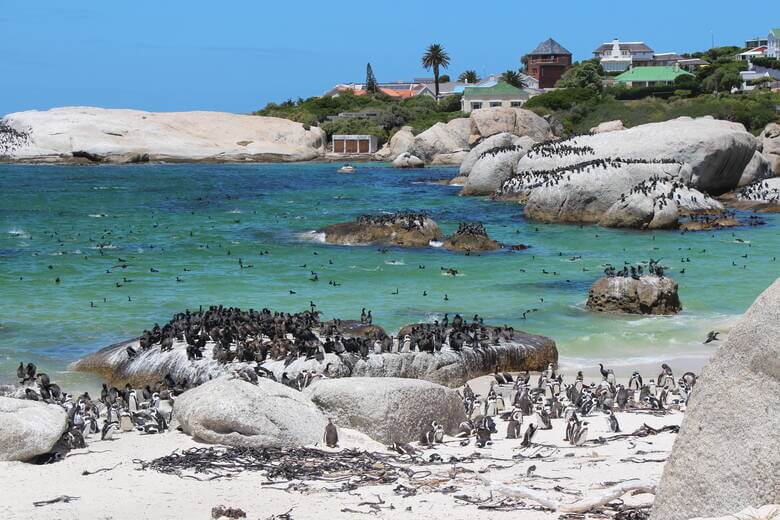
[{"x1": 0, "y1": 0, "x2": 770, "y2": 115}]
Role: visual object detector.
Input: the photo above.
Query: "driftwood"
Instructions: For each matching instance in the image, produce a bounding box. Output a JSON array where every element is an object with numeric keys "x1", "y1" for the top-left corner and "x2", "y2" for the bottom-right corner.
[
  {"x1": 32, "y1": 495, "x2": 80, "y2": 507},
  {"x1": 82, "y1": 462, "x2": 122, "y2": 476},
  {"x1": 483, "y1": 477, "x2": 657, "y2": 513}
]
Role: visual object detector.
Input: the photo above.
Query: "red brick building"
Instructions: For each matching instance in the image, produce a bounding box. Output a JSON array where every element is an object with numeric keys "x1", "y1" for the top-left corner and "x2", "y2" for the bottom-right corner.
[{"x1": 524, "y1": 38, "x2": 573, "y2": 89}]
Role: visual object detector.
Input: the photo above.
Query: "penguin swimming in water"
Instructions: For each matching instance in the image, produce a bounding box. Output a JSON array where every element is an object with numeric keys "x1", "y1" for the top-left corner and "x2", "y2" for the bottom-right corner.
[{"x1": 324, "y1": 418, "x2": 339, "y2": 448}]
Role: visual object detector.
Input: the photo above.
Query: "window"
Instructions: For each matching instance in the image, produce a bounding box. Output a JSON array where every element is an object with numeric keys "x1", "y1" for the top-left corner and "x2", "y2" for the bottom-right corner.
[
  {"x1": 510, "y1": 101, "x2": 523, "y2": 107},
  {"x1": 489, "y1": 101, "x2": 502, "y2": 107},
  {"x1": 470, "y1": 102, "x2": 483, "y2": 110}
]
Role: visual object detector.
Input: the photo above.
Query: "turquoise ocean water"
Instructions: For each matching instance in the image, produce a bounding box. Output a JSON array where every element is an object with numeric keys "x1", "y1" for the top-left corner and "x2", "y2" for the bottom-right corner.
[{"x1": 1, "y1": 162, "x2": 778, "y2": 389}]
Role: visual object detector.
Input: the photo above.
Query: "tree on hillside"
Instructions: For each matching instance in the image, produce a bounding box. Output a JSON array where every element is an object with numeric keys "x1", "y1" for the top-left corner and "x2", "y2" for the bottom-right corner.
[
  {"x1": 556, "y1": 60, "x2": 604, "y2": 91},
  {"x1": 421, "y1": 43, "x2": 451, "y2": 100},
  {"x1": 365, "y1": 63, "x2": 378, "y2": 93},
  {"x1": 439, "y1": 74, "x2": 451, "y2": 83},
  {"x1": 501, "y1": 70, "x2": 527, "y2": 88},
  {"x1": 458, "y1": 70, "x2": 480, "y2": 84}
]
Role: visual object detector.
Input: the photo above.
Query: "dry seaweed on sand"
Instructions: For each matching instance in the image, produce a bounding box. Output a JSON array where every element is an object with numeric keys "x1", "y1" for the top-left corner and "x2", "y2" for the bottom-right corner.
[{"x1": 135, "y1": 446, "x2": 405, "y2": 488}]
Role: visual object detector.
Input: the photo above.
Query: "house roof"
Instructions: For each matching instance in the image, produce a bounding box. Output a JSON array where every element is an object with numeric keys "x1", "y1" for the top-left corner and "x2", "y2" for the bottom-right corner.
[
  {"x1": 594, "y1": 42, "x2": 654, "y2": 53},
  {"x1": 463, "y1": 81, "x2": 530, "y2": 99},
  {"x1": 615, "y1": 66, "x2": 694, "y2": 83},
  {"x1": 527, "y1": 38, "x2": 571, "y2": 56},
  {"x1": 677, "y1": 58, "x2": 709, "y2": 66}
]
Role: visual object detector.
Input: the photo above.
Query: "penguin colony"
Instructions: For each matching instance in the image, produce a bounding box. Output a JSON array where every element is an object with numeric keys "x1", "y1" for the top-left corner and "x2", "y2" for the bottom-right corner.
[
  {"x1": 452, "y1": 222, "x2": 489, "y2": 238},
  {"x1": 603, "y1": 258, "x2": 666, "y2": 278},
  {"x1": 355, "y1": 211, "x2": 431, "y2": 231},
  {"x1": 618, "y1": 176, "x2": 717, "y2": 212},
  {"x1": 451, "y1": 362, "x2": 695, "y2": 449},
  {"x1": 737, "y1": 180, "x2": 780, "y2": 203},
  {"x1": 132, "y1": 306, "x2": 530, "y2": 388},
  {"x1": 14, "y1": 362, "x2": 171, "y2": 463},
  {"x1": 0, "y1": 122, "x2": 30, "y2": 156},
  {"x1": 498, "y1": 156, "x2": 681, "y2": 197},
  {"x1": 478, "y1": 144, "x2": 525, "y2": 160}
]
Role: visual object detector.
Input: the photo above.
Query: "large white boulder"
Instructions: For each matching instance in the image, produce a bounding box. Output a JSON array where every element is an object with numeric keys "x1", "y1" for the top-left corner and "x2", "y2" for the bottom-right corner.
[
  {"x1": 589, "y1": 119, "x2": 625, "y2": 134},
  {"x1": 512, "y1": 117, "x2": 759, "y2": 195},
  {"x1": 461, "y1": 137, "x2": 535, "y2": 195},
  {"x1": 304, "y1": 377, "x2": 466, "y2": 444},
  {"x1": 760, "y1": 122, "x2": 780, "y2": 176},
  {"x1": 0, "y1": 397, "x2": 68, "y2": 461},
  {"x1": 651, "y1": 278, "x2": 780, "y2": 520},
  {"x1": 407, "y1": 118, "x2": 470, "y2": 163},
  {"x1": 375, "y1": 126, "x2": 415, "y2": 160},
  {"x1": 392, "y1": 152, "x2": 425, "y2": 168},
  {"x1": 0, "y1": 107, "x2": 326, "y2": 163},
  {"x1": 600, "y1": 179, "x2": 723, "y2": 229},
  {"x1": 458, "y1": 132, "x2": 530, "y2": 177},
  {"x1": 738, "y1": 151, "x2": 773, "y2": 187},
  {"x1": 173, "y1": 377, "x2": 327, "y2": 448},
  {"x1": 469, "y1": 107, "x2": 552, "y2": 144},
  {"x1": 586, "y1": 275, "x2": 682, "y2": 315}
]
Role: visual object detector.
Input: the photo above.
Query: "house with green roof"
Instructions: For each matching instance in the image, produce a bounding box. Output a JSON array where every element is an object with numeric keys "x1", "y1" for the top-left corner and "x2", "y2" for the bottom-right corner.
[
  {"x1": 614, "y1": 65, "x2": 694, "y2": 88},
  {"x1": 461, "y1": 81, "x2": 533, "y2": 113}
]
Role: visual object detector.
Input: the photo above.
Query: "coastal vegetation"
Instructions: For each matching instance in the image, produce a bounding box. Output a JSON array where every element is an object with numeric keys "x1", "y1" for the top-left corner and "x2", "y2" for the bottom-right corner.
[
  {"x1": 421, "y1": 43, "x2": 451, "y2": 99},
  {"x1": 255, "y1": 91, "x2": 463, "y2": 145}
]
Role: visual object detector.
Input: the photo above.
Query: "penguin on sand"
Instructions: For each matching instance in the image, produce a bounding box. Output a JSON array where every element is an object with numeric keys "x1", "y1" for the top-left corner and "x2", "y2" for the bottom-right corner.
[
  {"x1": 324, "y1": 418, "x2": 339, "y2": 448},
  {"x1": 606, "y1": 410, "x2": 620, "y2": 433},
  {"x1": 520, "y1": 423, "x2": 537, "y2": 448},
  {"x1": 506, "y1": 410, "x2": 523, "y2": 439}
]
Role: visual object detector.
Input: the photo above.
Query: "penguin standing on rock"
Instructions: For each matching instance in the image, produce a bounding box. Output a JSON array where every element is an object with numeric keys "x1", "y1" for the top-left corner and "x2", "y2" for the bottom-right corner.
[{"x1": 324, "y1": 418, "x2": 339, "y2": 448}]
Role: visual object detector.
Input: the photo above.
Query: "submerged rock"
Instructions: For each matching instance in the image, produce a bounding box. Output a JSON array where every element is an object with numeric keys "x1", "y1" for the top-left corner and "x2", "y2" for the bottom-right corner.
[
  {"x1": 318, "y1": 212, "x2": 442, "y2": 247},
  {"x1": 0, "y1": 397, "x2": 68, "y2": 461},
  {"x1": 304, "y1": 377, "x2": 466, "y2": 443},
  {"x1": 0, "y1": 107, "x2": 326, "y2": 163},
  {"x1": 651, "y1": 278, "x2": 780, "y2": 520},
  {"x1": 586, "y1": 275, "x2": 681, "y2": 315},
  {"x1": 174, "y1": 377, "x2": 327, "y2": 448}
]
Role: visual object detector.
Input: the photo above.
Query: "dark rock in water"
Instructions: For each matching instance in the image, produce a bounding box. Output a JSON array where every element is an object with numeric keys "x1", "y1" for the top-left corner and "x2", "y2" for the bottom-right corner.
[
  {"x1": 319, "y1": 212, "x2": 442, "y2": 247},
  {"x1": 73, "y1": 325, "x2": 557, "y2": 389},
  {"x1": 304, "y1": 377, "x2": 466, "y2": 444},
  {"x1": 587, "y1": 275, "x2": 681, "y2": 315},
  {"x1": 442, "y1": 222, "x2": 501, "y2": 252},
  {"x1": 678, "y1": 216, "x2": 742, "y2": 232},
  {"x1": 651, "y1": 278, "x2": 780, "y2": 520}
]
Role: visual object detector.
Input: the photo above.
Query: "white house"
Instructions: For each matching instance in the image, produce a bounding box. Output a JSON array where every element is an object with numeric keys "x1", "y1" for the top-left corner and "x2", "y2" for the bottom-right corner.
[
  {"x1": 593, "y1": 39, "x2": 654, "y2": 72},
  {"x1": 461, "y1": 81, "x2": 533, "y2": 114},
  {"x1": 768, "y1": 28, "x2": 780, "y2": 58}
]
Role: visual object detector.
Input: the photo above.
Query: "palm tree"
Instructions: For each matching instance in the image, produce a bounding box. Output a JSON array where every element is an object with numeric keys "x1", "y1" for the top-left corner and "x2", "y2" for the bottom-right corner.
[
  {"x1": 458, "y1": 70, "x2": 480, "y2": 84},
  {"x1": 501, "y1": 69, "x2": 527, "y2": 89},
  {"x1": 421, "y1": 44, "x2": 451, "y2": 100}
]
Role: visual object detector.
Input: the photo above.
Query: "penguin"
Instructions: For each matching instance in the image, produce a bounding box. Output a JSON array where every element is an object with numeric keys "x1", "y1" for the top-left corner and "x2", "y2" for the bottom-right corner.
[
  {"x1": 606, "y1": 410, "x2": 620, "y2": 433},
  {"x1": 16, "y1": 362, "x2": 25, "y2": 383},
  {"x1": 433, "y1": 423, "x2": 444, "y2": 443},
  {"x1": 127, "y1": 389, "x2": 139, "y2": 412},
  {"x1": 565, "y1": 415, "x2": 579, "y2": 442},
  {"x1": 628, "y1": 371, "x2": 643, "y2": 391},
  {"x1": 324, "y1": 418, "x2": 339, "y2": 448},
  {"x1": 457, "y1": 420, "x2": 474, "y2": 437},
  {"x1": 535, "y1": 407, "x2": 552, "y2": 430},
  {"x1": 616, "y1": 384, "x2": 629, "y2": 410},
  {"x1": 506, "y1": 411, "x2": 523, "y2": 439},
  {"x1": 573, "y1": 421, "x2": 589, "y2": 446},
  {"x1": 681, "y1": 372, "x2": 697, "y2": 387},
  {"x1": 25, "y1": 388, "x2": 39, "y2": 401},
  {"x1": 101, "y1": 419, "x2": 120, "y2": 440},
  {"x1": 520, "y1": 423, "x2": 537, "y2": 448}
]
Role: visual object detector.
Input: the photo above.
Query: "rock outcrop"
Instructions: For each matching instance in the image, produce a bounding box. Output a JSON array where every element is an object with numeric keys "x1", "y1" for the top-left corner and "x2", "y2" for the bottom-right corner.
[
  {"x1": 442, "y1": 223, "x2": 502, "y2": 252},
  {"x1": 600, "y1": 179, "x2": 723, "y2": 229},
  {"x1": 74, "y1": 329, "x2": 558, "y2": 389},
  {"x1": 391, "y1": 152, "x2": 425, "y2": 168},
  {"x1": 651, "y1": 278, "x2": 780, "y2": 520},
  {"x1": 505, "y1": 117, "x2": 760, "y2": 199},
  {"x1": 586, "y1": 275, "x2": 681, "y2": 315},
  {"x1": 720, "y1": 178, "x2": 780, "y2": 212},
  {"x1": 318, "y1": 212, "x2": 442, "y2": 247},
  {"x1": 469, "y1": 107, "x2": 552, "y2": 144},
  {"x1": 0, "y1": 397, "x2": 68, "y2": 461},
  {"x1": 761, "y1": 122, "x2": 780, "y2": 176},
  {"x1": 0, "y1": 107, "x2": 326, "y2": 163},
  {"x1": 304, "y1": 377, "x2": 466, "y2": 443},
  {"x1": 738, "y1": 151, "x2": 773, "y2": 187},
  {"x1": 407, "y1": 118, "x2": 470, "y2": 164},
  {"x1": 458, "y1": 132, "x2": 525, "y2": 177},
  {"x1": 589, "y1": 120, "x2": 624, "y2": 134},
  {"x1": 375, "y1": 126, "x2": 414, "y2": 160},
  {"x1": 461, "y1": 137, "x2": 535, "y2": 196},
  {"x1": 173, "y1": 378, "x2": 327, "y2": 448}
]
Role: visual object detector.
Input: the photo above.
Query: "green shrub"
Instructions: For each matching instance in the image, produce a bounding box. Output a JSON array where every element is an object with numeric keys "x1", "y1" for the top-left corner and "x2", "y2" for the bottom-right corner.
[
  {"x1": 320, "y1": 119, "x2": 388, "y2": 144},
  {"x1": 524, "y1": 87, "x2": 599, "y2": 111}
]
